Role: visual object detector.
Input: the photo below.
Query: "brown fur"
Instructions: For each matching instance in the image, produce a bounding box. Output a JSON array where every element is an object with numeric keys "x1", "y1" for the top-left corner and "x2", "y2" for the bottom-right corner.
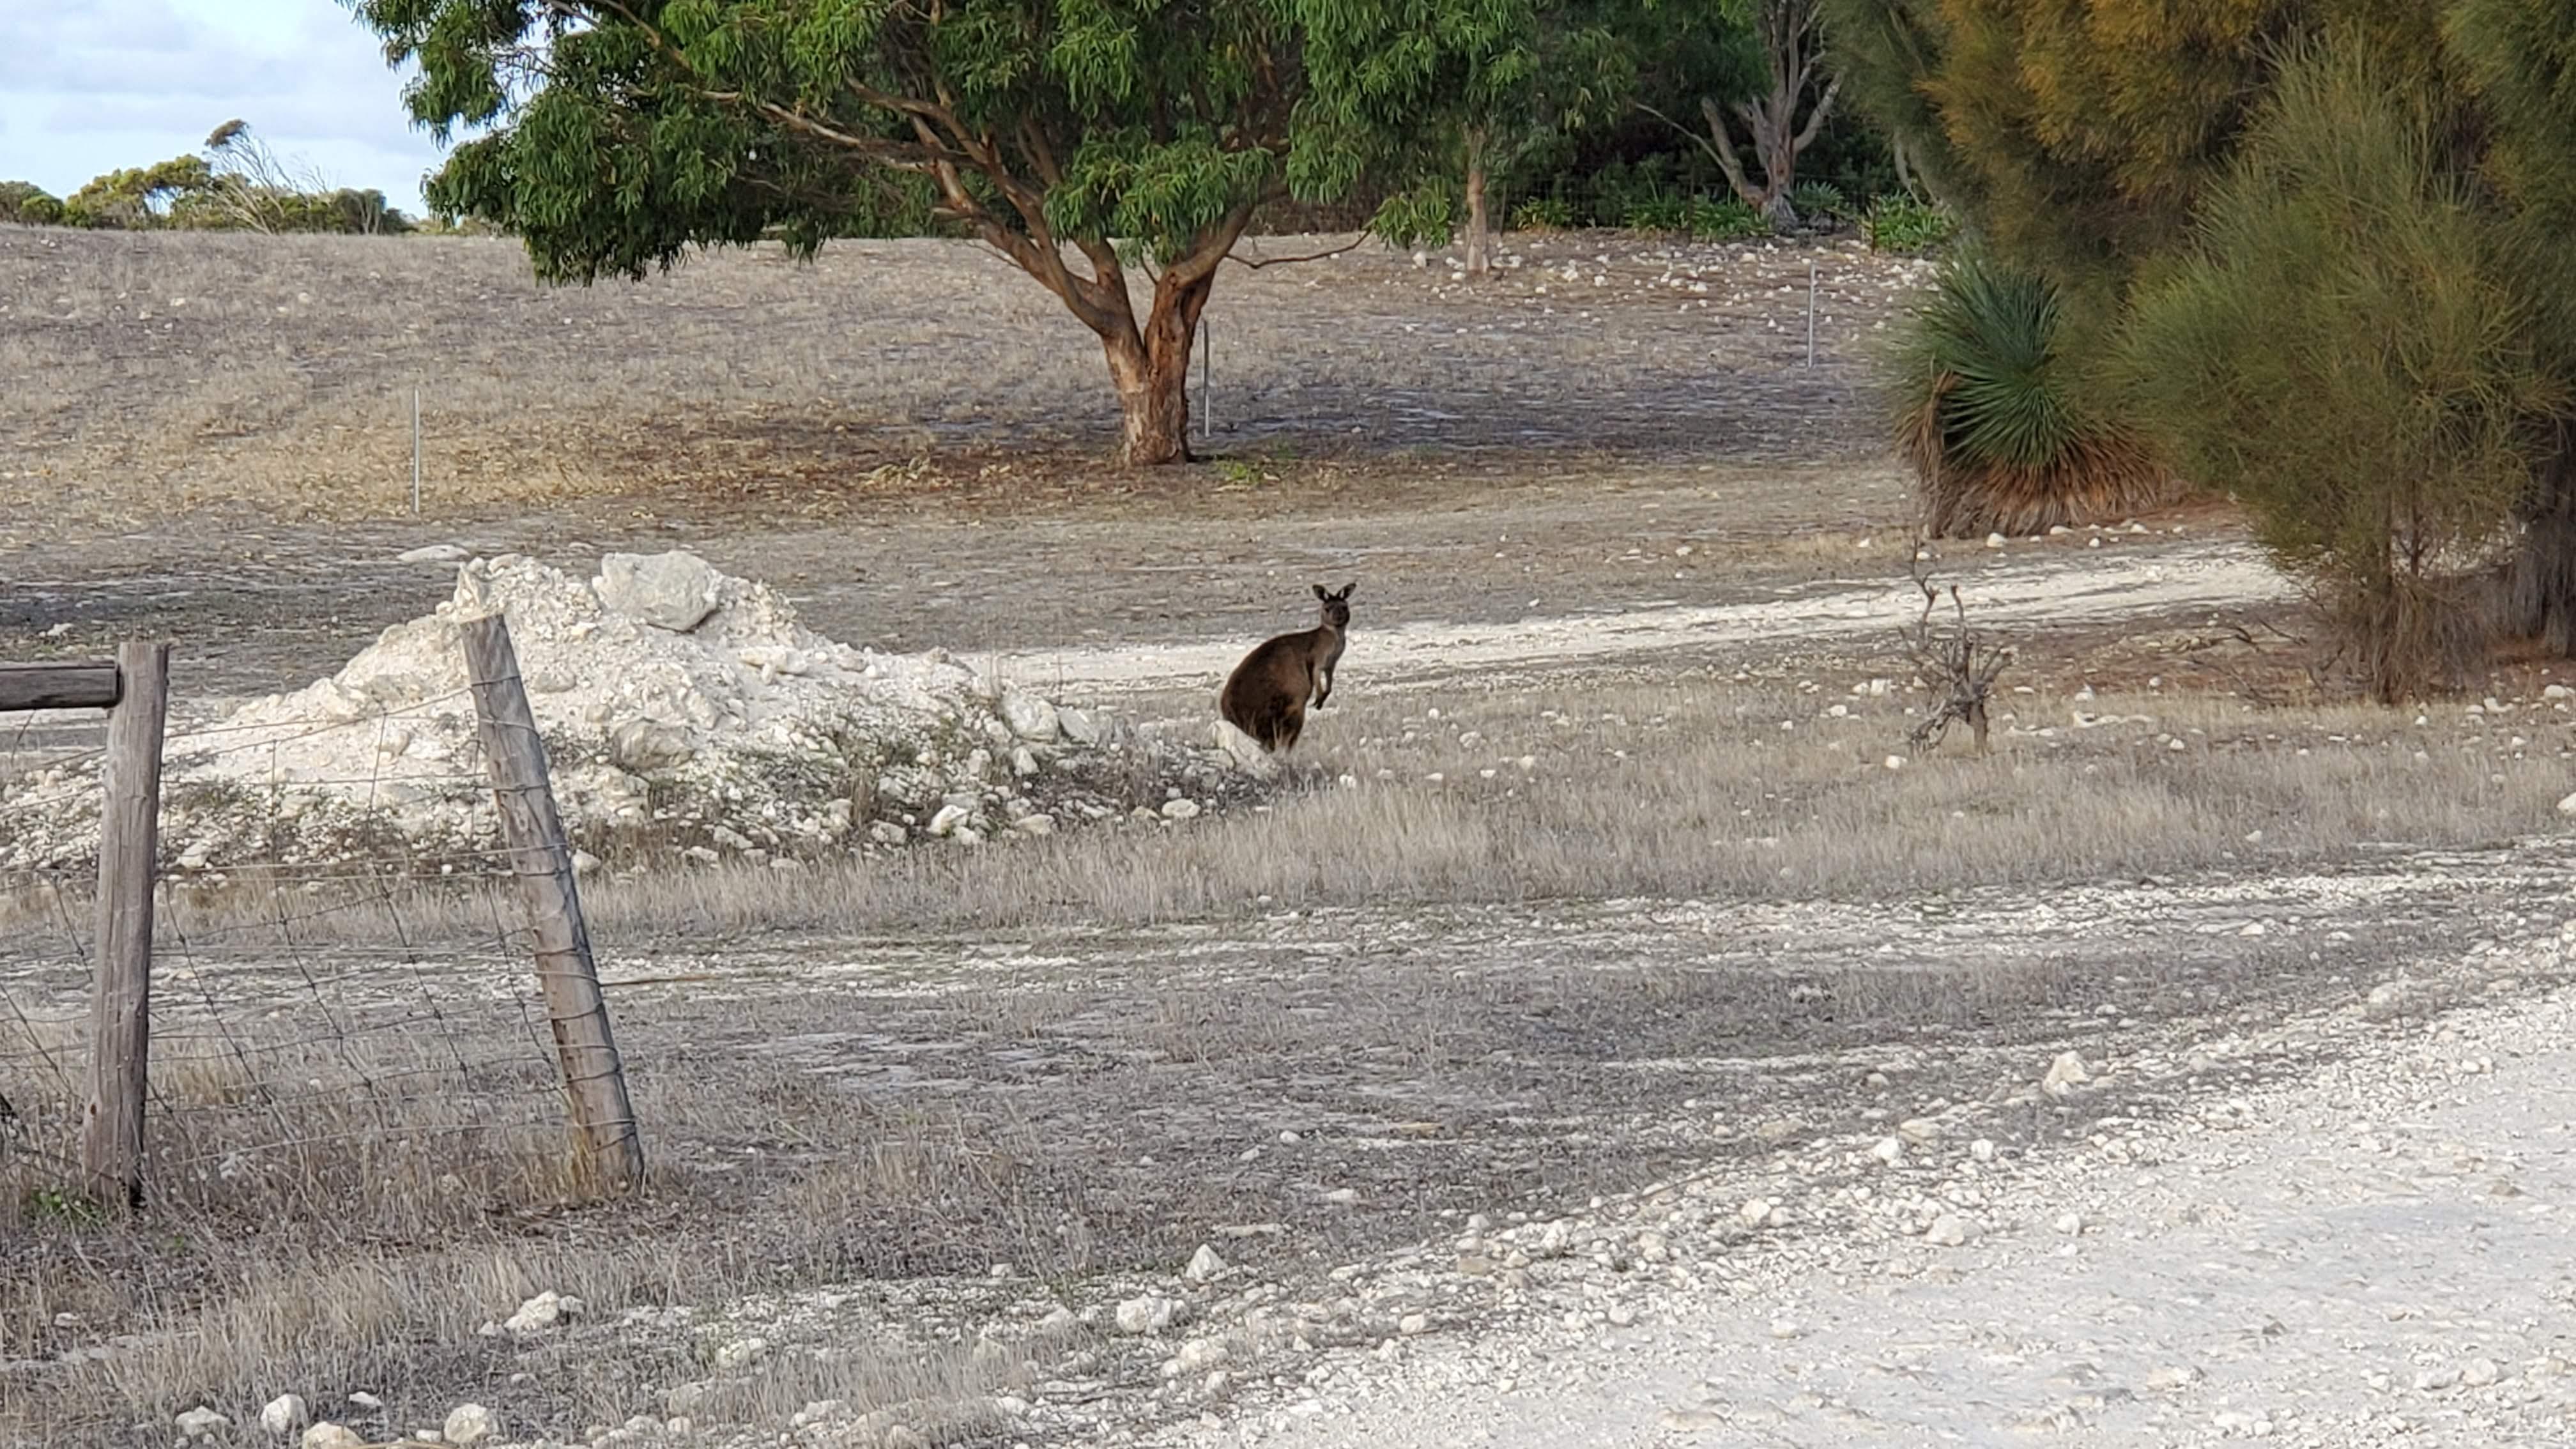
[{"x1": 1219, "y1": 583, "x2": 1353, "y2": 754}]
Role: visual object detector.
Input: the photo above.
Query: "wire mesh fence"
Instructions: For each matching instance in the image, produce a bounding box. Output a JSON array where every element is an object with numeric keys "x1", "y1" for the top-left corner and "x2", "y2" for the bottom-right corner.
[{"x1": 0, "y1": 639, "x2": 615, "y2": 1218}]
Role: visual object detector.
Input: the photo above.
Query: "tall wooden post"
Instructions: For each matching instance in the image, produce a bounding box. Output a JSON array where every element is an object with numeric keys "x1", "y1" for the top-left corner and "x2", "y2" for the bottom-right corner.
[
  {"x1": 82, "y1": 641, "x2": 169, "y2": 1209},
  {"x1": 460, "y1": 613, "x2": 643, "y2": 1193}
]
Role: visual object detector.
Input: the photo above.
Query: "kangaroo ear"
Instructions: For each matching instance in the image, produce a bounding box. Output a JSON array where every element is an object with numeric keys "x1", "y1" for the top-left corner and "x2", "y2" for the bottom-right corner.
[
  {"x1": 1337, "y1": 583, "x2": 1356, "y2": 601},
  {"x1": 1312, "y1": 583, "x2": 1328, "y2": 601}
]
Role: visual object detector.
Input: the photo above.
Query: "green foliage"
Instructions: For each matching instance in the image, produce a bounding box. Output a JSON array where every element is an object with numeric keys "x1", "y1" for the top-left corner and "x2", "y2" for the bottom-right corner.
[
  {"x1": 349, "y1": 0, "x2": 1540, "y2": 458},
  {"x1": 1861, "y1": 192, "x2": 1951, "y2": 252},
  {"x1": 2119, "y1": 42, "x2": 2559, "y2": 701},
  {"x1": 2446, "y1": 0, "x2": 2576, "y2": 376},
  {"x1": 1893, "y1": 249, "x2": 2172, "y2": 537},
  {"x1": 1621, "y1": 192, "x2": 1689, "y2": 233},
  {"x1": 1510, "y1": 195, "x2": 1577, "y2": 229},
  {"x1": 1788, "y1": 180, "x2": 1848, "y2": 221},
  {"x1": 62, "y1": 157, "x2": 214, "y2": 229},
  {"x1": 0, "y1": 181, "x2": 63, "y2": 226},
  {"x1": 22, "y1": 1183, "x2": 105, "y2": 1227},
  {"x1": 1684, "y1": 194, "x2": 1766, "y2": 239},
  {"x1": 1298, "y1": 0, "x2": 1633, "y2": 251},
  {"x1": 1824, "y1": 0, "x2": 2450, "y2": 315},
  {"x1": 1896, "y1": 253, "x2": 2080, "y2": 474}
]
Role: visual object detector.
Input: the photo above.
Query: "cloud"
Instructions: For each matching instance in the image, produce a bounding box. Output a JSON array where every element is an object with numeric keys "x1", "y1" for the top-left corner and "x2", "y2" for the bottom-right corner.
[{"x1": 0, "y1": 0, "x2": 447, "y2": 213}]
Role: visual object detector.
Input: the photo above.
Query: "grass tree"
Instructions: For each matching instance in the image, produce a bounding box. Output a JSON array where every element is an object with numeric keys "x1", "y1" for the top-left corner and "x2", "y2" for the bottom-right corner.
[
  {"x1": 348, "y1": 0, "x2": 1484, "y2": 466},
  {"x1": 1893, "y1": 249, "x2": 2171, "y2": 539}
]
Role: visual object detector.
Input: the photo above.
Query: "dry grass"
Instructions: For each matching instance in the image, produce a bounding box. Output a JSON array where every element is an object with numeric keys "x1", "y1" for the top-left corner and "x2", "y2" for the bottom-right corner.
[
  {"x1": 0, "y1": 227, "x2": 1924, "y2": 540},
  {"x1": 11, "y1": 664, "x2": 2546, "y2": 1443},
  {"x1": 57, "y1": 675, "x2": 2556, "y2": 949}
]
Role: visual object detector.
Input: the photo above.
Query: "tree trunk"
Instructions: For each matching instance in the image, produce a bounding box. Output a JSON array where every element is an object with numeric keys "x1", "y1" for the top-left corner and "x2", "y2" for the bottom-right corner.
[
  {"x1": 2497, "y1": 422, "x2": 2576, "y2": 653},
  {"x1": 1103, "y1": 270, "x2": 1214, "y2": 466},
  {"x1": 1463, "y1": 130, "x2": 1492, "y2": 280},
  {"x1": 1751, "y1": 88, "x2": 1802, "y2": 229}
]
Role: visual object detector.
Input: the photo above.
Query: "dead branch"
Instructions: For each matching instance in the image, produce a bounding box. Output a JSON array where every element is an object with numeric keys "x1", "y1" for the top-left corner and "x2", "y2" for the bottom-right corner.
[
  {"x1": 1223, "y1": 234, "x2": 1368, "y2": 270},
  {"x1": 1901, "y1": 540, "x2": 2012, "y2": 753}
]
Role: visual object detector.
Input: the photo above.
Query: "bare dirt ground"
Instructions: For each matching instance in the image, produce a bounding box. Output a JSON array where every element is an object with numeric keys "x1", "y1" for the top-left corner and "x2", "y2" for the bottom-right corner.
[{"x1": 6, "y1": 226, "x2": 2576, "y2": 1449}]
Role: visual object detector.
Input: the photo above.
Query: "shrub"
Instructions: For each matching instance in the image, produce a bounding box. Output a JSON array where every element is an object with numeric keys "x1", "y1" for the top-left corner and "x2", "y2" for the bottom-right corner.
[
  {"x1": 1508, "y1": 195, "x2": 1575, "y2": 231},
  {"x1": 1790, "y1": 180, "x2": 1849, "y2": 223},
  {"x1": 1684, "y1": 195, "x2": 1767, "y2": 241},
  {"x1": 1620, "y1": 193, "x2": 1690, "y2": 234},
  {"x1": 2119, "y1": 41, "x2": 2559, "y2": 702},
  {"x1": 1863, "y1": 193, "x2": 1954, "y2": 253},
  {"x1": 1893, "y1": 249, "x2": 2175, "y2": 539},
  {"x1": 0, "y1": 181, "x2": 62, "y2": 226}
]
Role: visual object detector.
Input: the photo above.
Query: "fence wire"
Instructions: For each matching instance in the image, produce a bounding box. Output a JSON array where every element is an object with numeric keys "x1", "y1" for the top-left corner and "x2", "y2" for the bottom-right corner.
[{"x1": 0, "y1": 682, "x2": 595, "y2": 1213}]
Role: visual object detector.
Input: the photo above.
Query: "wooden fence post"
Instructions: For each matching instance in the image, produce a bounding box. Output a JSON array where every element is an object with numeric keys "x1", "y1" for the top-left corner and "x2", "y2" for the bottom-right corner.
[
  {"x1": 460, "y1": 613, "x2": 644, "y2": 1193},
  {"x1": 81, "y1": 641, "x2": 169, "y2": 1209}
]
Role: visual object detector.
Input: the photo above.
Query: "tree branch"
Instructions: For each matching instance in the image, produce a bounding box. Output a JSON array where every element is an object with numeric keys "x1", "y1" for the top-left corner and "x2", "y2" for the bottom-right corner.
[
  {"x1": 1224, "y1": 234, "x2": 1368, "y2": 270},
  {"x1": 1791, "y1": 75, "x2": 1843, "y2": 153},
  {"x1": 1696, "y1": 97, "x2": 1759, "y2": 206}
]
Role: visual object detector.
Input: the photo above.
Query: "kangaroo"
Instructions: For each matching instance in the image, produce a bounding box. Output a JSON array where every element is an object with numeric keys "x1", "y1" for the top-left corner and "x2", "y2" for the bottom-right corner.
[{"x1": 1219, "y1": 583, "x2": 1354, "y2": 754}]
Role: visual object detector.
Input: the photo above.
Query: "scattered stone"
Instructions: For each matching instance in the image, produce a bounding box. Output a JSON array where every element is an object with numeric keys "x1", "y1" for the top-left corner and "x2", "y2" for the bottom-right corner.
[
  {"x1": 301, "y1": 1427, "x2": 365, "y2": 1449},
  {"x1": 2053, "y1": 1212, "x2": 2087, "y2": 1236},
  {"x1": 2558, "y1": 790, "x2": 2576, "y2": 817},
  {"x1": 1184, "y1": 1245, "x2": 1229, "y2": 1284},
  {"x1": 1175, "y1": 1336, "x2": 1231, "y2": 1370},
  {"x1": 1161, "y1": 797, "x2": 1203, "y2": 821},
  {"x1": 1398, "y1": 1314, "x2": 1431, "y2": 1337},
  {"x1": 999, "y1": 690, "x2": 1061, "y2": 741},
  {"x1": 396, "y1": 543, "x2": 473, "y2": 564},
  {"x1": 1059, "y1": 707, "x2": 1115, "y2": 746},
  {"x1": 711, "y1": 1337, "x2": 770, "y2": 1370},
  {"x1": 1924, "y1": 1213, "x2": 1977, "y2": 1246},
  {"x1": 2145, "y1": 1366, "x2": 2205, "y2": 1391},
  {"x1": 609, "y1": 718, "x2": 694, "y2": 774},
  {"x1": 2464, "y1": 1358, "x2": 2501, "y2": 1388},
  {"x1": 261, "y1": 1395, "x2": 310, "y2": 1436},
  {"x1": 176, "y1": 1407, "x2": 231, "y2": 1439},
  {"x1": 1738, "y1": 1197, "x2": 1776, "y2": 1227},
  {"x1": 2043, "y1": 1052, "x2": 2092, "y2": 1096},
  {"x1": 1661, "y1": 1407, "x2": 1727, "y2": 1430},
  {"x1": 593, "y1": 550, "x2": 723, "y2": 632},
  {"x1": 1869, "y1": 1136, "x2": 1904, "y2": 1167},
  {"x1": 2416, "y1": 1367, "x2": 2462, "y2": 1393},
  {"x1": 443, "y1": 1403, "x2": 498, "y2": 1446},
  {"x1": 1970, "y1": 1138, "x2": 1997, "y2": 1162},
  {"x1": 503, "y1": 1291, "x2": 581, "y2": 1337},
  {"x1": 1115, "y1": 1296, "x2": 1181, "y2": 1336},
  {"x1": 1325, "y1": 1187, "x2": 1362, "y2": 1206},
  {"x1": 1896, "y1": 1117, "x2": 1941, "y2": 1145},
  {"x1": 929, "y1": 802, "x2": 972, "y2": 836}
]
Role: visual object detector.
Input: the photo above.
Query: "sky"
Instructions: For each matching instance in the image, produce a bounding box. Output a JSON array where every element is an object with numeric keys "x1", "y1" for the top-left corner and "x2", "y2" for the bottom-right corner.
[{"x1": 0, "y1": 0, "x2": 449, "y2": 217}]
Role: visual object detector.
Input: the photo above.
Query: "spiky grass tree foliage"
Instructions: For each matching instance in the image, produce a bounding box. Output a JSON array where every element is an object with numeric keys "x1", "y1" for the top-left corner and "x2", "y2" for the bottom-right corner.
[
  {"x1": 1892, "y1": 250, "x2": 2170, "y2": 539},
  {"x1": 2119, "y1": 43, "x2": 2560, "y2": 703}
]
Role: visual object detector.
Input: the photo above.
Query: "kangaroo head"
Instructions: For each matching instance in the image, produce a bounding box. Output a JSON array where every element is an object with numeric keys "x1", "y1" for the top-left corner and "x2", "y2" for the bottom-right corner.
[{"x1": 1310, "y1": 581, "x2": 1354, "y2": 630}]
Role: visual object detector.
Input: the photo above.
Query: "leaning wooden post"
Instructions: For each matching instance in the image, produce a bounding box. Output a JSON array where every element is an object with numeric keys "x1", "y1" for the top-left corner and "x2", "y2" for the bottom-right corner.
[
  {"x1": 460, "y1": 613, "x2": 644, "y2": 1193},
  {"x1": 81, "y1": 640, "x2": 169, "y2": 1209}
]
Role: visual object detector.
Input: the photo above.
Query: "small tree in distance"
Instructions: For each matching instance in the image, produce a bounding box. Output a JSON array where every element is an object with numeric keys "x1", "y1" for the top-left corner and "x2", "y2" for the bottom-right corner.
[
  {"x1": 347, "y1": 0, "x2": 1517, "y2": 466},
  {"x1": 1303, "y1": 0, "x2": 1630, "y2": 280},
  {"x1": 1641, "y1": 0, "x2": 1841, "y2": 229}
]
